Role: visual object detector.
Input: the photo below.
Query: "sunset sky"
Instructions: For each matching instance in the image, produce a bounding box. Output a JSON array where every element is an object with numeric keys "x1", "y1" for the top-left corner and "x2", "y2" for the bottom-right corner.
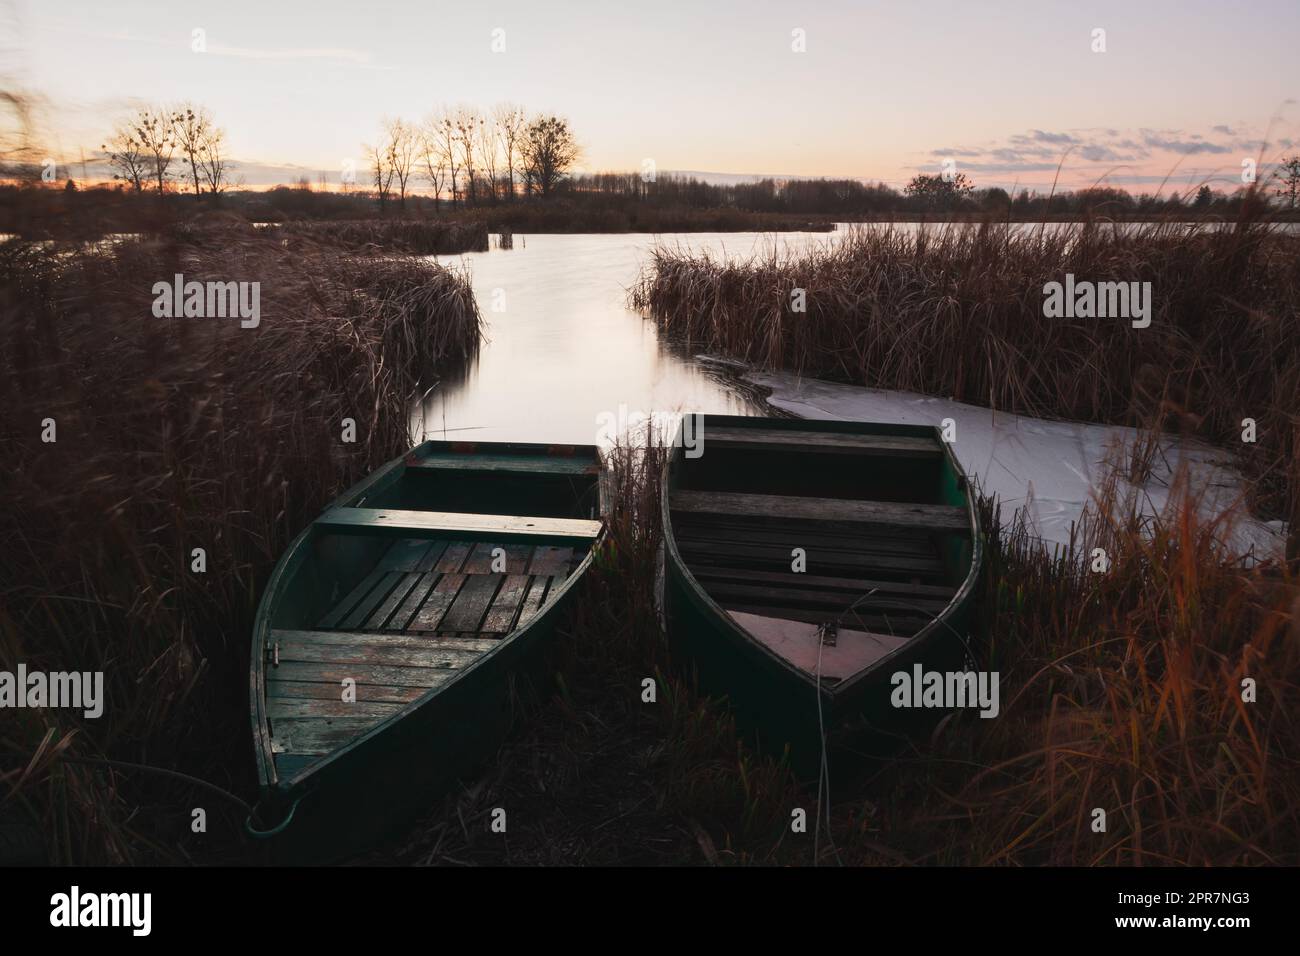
[{"x1": 9, "y1": 0, "x2": 1299, "y2": 192}]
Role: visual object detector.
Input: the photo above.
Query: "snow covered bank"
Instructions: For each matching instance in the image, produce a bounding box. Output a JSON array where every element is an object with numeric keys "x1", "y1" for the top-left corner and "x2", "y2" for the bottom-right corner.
[{"x1": 742, "y1": 369, "x2": 1287, "y2": 562}]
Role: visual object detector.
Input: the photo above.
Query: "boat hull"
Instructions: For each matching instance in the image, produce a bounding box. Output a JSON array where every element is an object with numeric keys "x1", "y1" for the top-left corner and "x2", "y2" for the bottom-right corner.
[
  {"x1": 661, "y1": 414, "x2": 981, "y2": 773},
  {"x1": 249, "y1": 440, "x2": 603, "y2": 861}
]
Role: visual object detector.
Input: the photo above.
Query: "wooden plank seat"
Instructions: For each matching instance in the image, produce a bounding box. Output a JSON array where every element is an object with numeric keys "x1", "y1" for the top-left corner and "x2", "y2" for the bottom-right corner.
[
  {"x1": 265, "y1": 649, "x2": 460, "y2": 758},
  {"x1": 689, "y1": 566, "x2": 956, "y2": 601},
  {"x1": 702, "y1": 425, "x2": 942, "y2": 459},
  {"x1": 704, "y1": 580, "x2": 948, "y2": 616},
  {"x1": 673, "y1": 536, "x2": 945, "y2": 580},
  {"x1": 315, "y1": 506, "x2": 602, "y2": 541},
  {"x1": 676, "y1": 509, "x2": 941, "y2": 544},
  {"x1": 669, "y1": 490, "x2": 968, "y2": 533},
  {"x1": 406, "y1": 452, "x2": 600, "y2": 477}
]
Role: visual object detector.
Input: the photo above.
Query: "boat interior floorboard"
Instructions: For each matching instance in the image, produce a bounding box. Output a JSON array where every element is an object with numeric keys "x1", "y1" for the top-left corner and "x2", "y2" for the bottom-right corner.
[
  {"x1": 699, "y1": 426, "x2": 943, "y2": 459},
  {"x1": 673, "y1": 511, "x2": 953, "y2": 637}
]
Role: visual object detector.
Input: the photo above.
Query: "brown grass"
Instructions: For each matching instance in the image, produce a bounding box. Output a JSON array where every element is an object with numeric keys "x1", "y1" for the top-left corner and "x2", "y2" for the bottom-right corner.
[
  {"x1": 2, "y1": 212, "x2": 1295, "y2": 867},
  {"x1": 263, "y1": 218, "x2": 490, "y2": 255},
  {"x1": 0, "y1": 222, "x2": 480, "y2": 862},
  {"x1": 846, "y1": 468, "x2": 1300, "y2": 866}
]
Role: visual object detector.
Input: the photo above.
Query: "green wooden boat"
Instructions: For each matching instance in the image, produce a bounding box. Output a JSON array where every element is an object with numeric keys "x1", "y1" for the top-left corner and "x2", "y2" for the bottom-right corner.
[
  {"x1": 249, "y1": 439, "x2": 603, "y2": 859},
  {"x1": 661, "y1": 415, "x2": 981, "y2": 766}
]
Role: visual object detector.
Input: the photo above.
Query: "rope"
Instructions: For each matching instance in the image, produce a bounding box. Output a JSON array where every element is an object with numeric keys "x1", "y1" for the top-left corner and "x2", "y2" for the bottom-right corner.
[
  {"x1": 244, "y1": 795, "x2": 303, "y2": 840},
  {"x1": 58, "y1": 756, "x2": 253, "y2": 815},
  {"x1": 55, "y1": 755, "x2": 297, "y2": 839},
  {"x1": 811, "y1": 585, "x2": 978, "y2": 864},
  {"x1": 813, "y1": 629, "x2": 832, "y2": 865},
  {"x1": 811, "y1": 588, "x2": 890, "y2": 867}
]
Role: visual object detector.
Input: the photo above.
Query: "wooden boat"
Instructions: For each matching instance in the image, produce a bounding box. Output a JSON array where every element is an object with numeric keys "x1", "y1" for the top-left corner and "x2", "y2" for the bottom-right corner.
[
  {"x1": 249, "y1": 440, "x2": 603, "y2": 858},
  {"x1": 661, "y1": 415, "x2": 981, "y2": 765}
]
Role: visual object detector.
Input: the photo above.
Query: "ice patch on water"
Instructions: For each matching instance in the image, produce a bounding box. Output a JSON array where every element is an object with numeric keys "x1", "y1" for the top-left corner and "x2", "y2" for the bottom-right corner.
[{"x1": 743, "y1": 369, "x2": 1286, "y2": 562}]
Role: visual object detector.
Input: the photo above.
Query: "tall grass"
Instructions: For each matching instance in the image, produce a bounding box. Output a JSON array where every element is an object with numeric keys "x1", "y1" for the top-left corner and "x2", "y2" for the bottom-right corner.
[
  {"x1": 848, "y1": 468, "x2": 1300, "y2": 866},
  {"x1": 471, "y1": 201, "x2": 835, "y2": 234},
  {"x1": 263, "y1": 218, "x2": 490, "y2": 255},
  {"x1": 0, "y1": 223, "x2": 480, "y2": 862},
  {"x1": 631, "y1": 219, "x2": 1300, "y2": 543}
]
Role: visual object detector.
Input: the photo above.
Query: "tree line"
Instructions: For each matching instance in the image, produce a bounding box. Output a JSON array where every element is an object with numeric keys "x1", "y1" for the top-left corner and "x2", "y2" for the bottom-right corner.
[
  {"x1": 102, "y1": 104, "x2": 229, "y2": 198},
  {"x1": 38, "y1": 98, "x2": 1300, "y2": 220},
  {"x1": 565, "y1": 167, "x2": 1300, "y2": 217},
  {"x1": 366, "y1": 105, "x2": 580, "y2": 210}
]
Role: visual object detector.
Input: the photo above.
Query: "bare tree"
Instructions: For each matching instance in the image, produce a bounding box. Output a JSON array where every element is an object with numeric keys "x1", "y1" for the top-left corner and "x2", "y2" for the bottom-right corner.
[
  {"x1": 493, "y1": 103, "x2": 526, "y2": 201},
  {"x1": 431, "y1": 108, "x2": 460, "y2": 206},
  {"x1": 102, "y1": 119, "x2": 148, "y2": 192},
  {"x1": 476, "y1": 116, "x2": 498, "y2": 202},
  {"x1": 199, "y1": 124, "x2": 229, "y2": 196},
  {"x1": 367, "y1": 138, "x2": 395, "y2": 211},
  {"x1": 419, "y1": 119, "x2": 447, "y2": 209},
  {"x1": 1274, "y1": 156, "x2": 1300, "y2": 208},
  {"x1": 386, "y1": 117, "x2": 417, "y2": 210},
  {"x1": 452, "y1": 106, "x2": 482, "y2": 204},
  {"x1": 173, "y1": 103, "x2": 213, "y2": 199},
  {"x1": 132, "y1": 106, "x2": 177, "y2": 194},
  {"x1": 520, "y1": 114, "x2": 579, "y2": 198}
]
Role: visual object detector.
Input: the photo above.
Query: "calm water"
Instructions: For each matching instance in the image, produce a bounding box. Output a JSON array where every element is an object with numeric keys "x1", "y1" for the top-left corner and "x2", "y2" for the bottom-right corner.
[
  {"x1": 417, "y1": 230, "x2": 843, "y2": 446},
  {"x1": 414, "y1": 221, "x2": 1298, "y2": 448}
]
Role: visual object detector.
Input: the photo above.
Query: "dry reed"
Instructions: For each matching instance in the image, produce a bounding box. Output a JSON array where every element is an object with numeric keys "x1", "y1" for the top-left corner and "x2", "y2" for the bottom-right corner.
[{"x1": 0, "y1": 222, "x2": 480, "y2": 862}]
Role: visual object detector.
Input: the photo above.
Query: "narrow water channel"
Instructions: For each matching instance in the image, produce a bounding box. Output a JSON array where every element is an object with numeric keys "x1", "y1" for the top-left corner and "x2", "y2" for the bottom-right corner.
[{"x1": 417, "y1": 230, "x2": 842, "y2": 446}]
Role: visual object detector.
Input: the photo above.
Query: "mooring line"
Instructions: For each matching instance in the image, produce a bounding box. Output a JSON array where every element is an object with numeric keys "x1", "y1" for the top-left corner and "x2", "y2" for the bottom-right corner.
[
  {"x1": 54, "y1": 755, "x2": 294, "y2": 838},
  {"x1": 812, "y1": 584, "x2": 976, "y2": 867}
]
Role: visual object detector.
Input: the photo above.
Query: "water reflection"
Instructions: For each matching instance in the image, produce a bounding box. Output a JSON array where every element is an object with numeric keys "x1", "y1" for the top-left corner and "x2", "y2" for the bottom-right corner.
[{"x1": 413, "y1": 230, "x2": 841, "y2": 447}]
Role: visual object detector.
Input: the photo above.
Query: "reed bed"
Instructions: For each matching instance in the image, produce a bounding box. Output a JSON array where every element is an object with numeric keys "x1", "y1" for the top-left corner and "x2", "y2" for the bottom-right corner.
[
  {"x1": 846, "y1": 469, "x2": 1300, "y2": 866},
  {"x1": 631, "y1": 219, "x2": 1300, "y2": 542},
  {"x1": 462, "y1": 201, "x2": 833, "y2": 235},
  {"x1": 264, "y1": 218, "x2": 490, "y2": 255},
  {"x1": 4, "y1": 211, "x2": 1294, "y2": 866},
  {"x1": 0, "y1": 223, "x2": 480, "y2": 863}
]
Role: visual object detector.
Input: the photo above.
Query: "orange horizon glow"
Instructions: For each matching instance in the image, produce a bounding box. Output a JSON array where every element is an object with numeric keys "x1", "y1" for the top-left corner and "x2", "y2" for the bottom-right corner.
[{"x1": 9, "y1": 0, "x2": 1299, "y2": 195}]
